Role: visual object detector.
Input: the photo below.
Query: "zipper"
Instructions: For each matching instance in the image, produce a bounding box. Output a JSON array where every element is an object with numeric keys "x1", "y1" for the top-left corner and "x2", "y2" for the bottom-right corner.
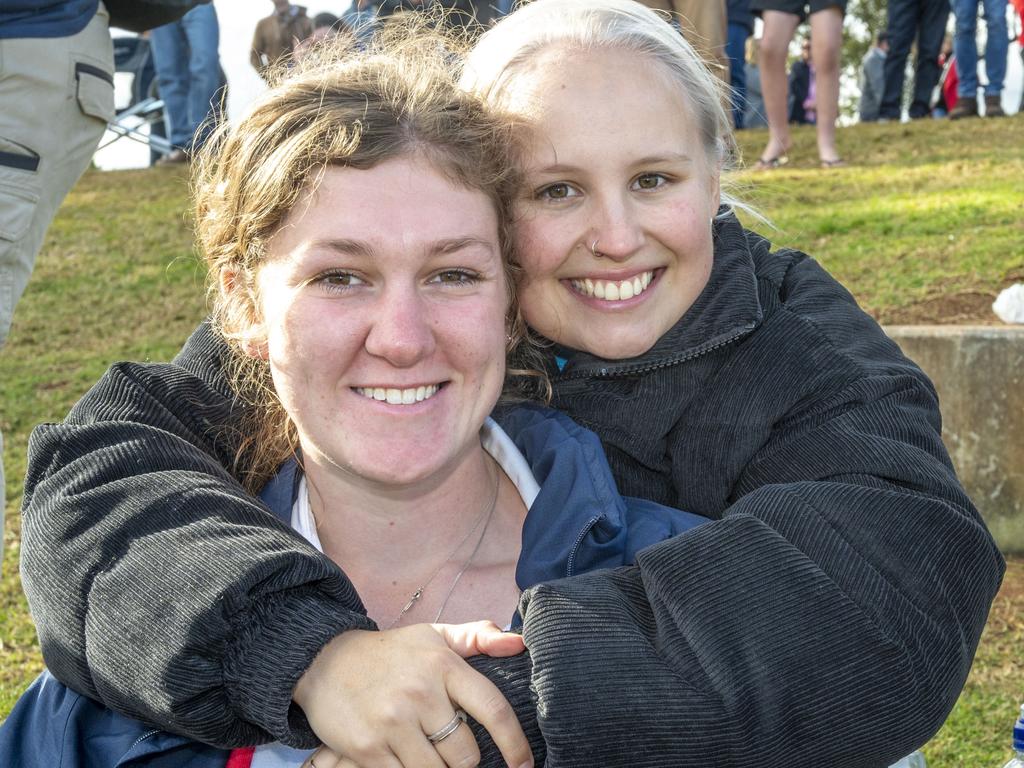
[
  {"x1": 127, "y1": 730, "x2": 160, "y2": 753},
  {"x1": 553, "y1": 321, "x2": 758, "y2": 382},
  {"x1": 566, "y1": 515, "x2": 602, "y2": 577}
]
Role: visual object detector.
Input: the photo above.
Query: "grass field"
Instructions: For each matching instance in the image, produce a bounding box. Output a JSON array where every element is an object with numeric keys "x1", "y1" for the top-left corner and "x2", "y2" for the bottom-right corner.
[{"x1": 1, "y1": 114, "x2": 1023, "y2": 764}]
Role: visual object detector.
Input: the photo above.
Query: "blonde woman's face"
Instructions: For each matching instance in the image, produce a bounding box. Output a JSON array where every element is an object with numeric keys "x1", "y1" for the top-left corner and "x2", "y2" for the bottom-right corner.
[
  {"x1": 508, "y1": 47, "x2": 720, "y2": 360},
  {"x1": 251, "y1": 157, "x2": 509, "y2": 490}
]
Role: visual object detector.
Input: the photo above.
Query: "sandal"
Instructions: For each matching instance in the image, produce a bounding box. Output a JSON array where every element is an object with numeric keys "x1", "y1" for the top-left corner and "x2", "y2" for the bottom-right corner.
[
  {"x1": 753, "y1": 154, "x2": 788, "y2": 170},
  {"x1": 820, "y1": 158, "x2": 846, "y2": 169}
]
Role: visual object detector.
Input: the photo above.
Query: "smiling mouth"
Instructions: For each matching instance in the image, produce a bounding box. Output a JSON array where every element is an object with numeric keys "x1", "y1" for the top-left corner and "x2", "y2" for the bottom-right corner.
[
  {"x1": 569, "y1": 271, "x2": 654, "y2": 301},
  {"x1": 353, "y1": 384, "x2": 442, "y2": 405}
]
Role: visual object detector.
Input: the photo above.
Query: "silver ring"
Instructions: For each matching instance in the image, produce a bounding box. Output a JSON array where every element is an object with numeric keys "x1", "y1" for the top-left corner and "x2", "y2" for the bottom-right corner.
[
  {"x1": 426, "y1": 709, "x2": 468, "y2": 744},
  {"x1": 590, "y1": 238, "x2": 600, "y2": 256}
]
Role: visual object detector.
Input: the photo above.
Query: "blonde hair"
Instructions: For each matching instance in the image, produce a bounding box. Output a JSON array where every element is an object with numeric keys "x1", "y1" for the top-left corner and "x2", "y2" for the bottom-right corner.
[
  {"x1": 193, "y1": 30, "x2": 533, "y2": 490},
  {"x1": 460, "y1": 0, "x2": 750, "y2": 213}
]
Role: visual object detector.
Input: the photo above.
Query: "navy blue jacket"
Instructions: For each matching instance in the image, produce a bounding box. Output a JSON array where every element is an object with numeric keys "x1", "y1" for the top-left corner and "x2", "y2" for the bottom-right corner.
[
  {"x1": 2, "y1": 405, "x2": 704, "y2": 767},
  {"x1": 0, "y1": 0, "x2": 97, "y2": 38}
]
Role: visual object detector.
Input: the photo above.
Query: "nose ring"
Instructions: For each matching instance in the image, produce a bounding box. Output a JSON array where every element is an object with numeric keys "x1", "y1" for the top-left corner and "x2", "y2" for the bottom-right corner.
[{"x1": 590, "y1": 238, "x2": 601, "y2": 257}]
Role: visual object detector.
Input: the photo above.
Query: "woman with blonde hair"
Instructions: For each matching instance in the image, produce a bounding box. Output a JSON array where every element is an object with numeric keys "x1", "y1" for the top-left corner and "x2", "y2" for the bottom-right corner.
[{"x1": 14, "y1": 1, "x2": 1001, "y2": 766}]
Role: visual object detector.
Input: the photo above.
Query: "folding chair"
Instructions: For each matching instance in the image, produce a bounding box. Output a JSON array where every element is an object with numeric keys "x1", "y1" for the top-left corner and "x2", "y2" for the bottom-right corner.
[{"x1": 98, "y1": 35, "x2": 173, "y2": 160}]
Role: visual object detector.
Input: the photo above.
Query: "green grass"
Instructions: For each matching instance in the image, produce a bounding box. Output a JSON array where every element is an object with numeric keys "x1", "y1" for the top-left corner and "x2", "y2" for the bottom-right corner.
[{"x1": 2, "y1": 116, "x2": 1024, "y2": 763}]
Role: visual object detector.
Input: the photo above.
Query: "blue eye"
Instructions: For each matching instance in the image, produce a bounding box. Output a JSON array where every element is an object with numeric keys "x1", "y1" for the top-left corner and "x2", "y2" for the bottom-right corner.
[
  {"x1": 537, "y1": 183, "x2": 580, "y2": 201},
  {"x1": 632, "y1": 173, "x2": 668, "y2": 191}
]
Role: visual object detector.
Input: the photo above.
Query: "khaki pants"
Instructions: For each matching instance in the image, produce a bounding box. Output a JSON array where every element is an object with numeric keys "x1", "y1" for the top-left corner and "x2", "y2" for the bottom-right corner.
[
  {"x1": 635, "y1": 0, "x2": 729, "y2": 80},
  {"x1": 0, "y1": 4, "x2": 113, "y2": 535}
]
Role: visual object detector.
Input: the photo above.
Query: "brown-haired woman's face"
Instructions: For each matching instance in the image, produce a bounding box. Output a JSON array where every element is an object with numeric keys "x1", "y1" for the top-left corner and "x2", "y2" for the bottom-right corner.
[{"x1": 246, "y1": 156, "x2": 509, "y2": 488}]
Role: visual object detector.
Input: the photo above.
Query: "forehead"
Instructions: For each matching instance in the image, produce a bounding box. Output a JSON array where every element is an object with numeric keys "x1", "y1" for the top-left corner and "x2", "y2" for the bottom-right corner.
[
  {"x1": 503, "y1": 46, "x2": 702, "y2": 160},
  {"x1": 269, "y1": 156, "x2": 501, "y2": 255}
]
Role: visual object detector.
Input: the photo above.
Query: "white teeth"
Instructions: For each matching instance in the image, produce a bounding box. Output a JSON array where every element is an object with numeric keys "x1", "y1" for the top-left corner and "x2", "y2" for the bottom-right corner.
[
  {"x1": 571, "y1": 271, "x2": 655, "y2": 302},
  {"x1": 355, "y1": 385, "x2": 440, "y2": 404}
]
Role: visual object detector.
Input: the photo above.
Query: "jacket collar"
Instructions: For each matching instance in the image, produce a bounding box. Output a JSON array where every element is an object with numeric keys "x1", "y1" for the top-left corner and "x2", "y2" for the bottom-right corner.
[{"x1": 547, "y1": 209, "x2": 765, "y2": 378}]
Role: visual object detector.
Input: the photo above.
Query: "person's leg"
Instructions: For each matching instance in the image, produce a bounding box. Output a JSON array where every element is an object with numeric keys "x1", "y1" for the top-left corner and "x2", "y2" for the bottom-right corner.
[
  {"x1": 952, "y1": 0, "x2": 980, "y2": 103},
  {"x1": 980, "y1": 0, "x2": 1009, "y2": 95},
  {"x1": 726, "y1": 21, "x2": 751, "y2": 128},
  {"x1": 0, "y1": 6, "x2": 113, "y2": 533},
  {"x1": 757, "y1": 10, "x2": 802, "y2": 163},
  {"x1": 809, "y1": 6, "x2": 843, "y2": 163},
  {"x1": 180, "y1": 3, "x2": 222, "y2": 150},
  {"x1": 149, "y1": 19, "x2": 191, "y2": 148},
  {"x1": 675, "y1": 0, "x2": 730, "y2": 83},
  {"x1": 910, "y1": 0, "x2": 951, "y2": 117},
  {"x1": 880, "y1": 0, "x2": 917, "y2": 119}
]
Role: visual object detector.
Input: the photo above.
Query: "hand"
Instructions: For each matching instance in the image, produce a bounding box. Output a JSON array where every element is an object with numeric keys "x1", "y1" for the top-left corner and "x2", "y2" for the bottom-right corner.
[{"x1": 293, "y1": 622, "x2": 532, "y2": 768}]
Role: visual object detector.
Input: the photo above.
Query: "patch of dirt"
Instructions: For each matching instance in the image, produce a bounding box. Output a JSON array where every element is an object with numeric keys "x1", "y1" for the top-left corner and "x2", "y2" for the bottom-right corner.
[{"x1": 882, "y1": 291, "x2": 1002, "y2": 325}]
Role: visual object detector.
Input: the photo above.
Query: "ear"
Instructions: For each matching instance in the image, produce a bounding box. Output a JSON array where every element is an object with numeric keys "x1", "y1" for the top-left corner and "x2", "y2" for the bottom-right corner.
[{"x1": 221, "y1": 267, "x2": 269, "y2": 360}]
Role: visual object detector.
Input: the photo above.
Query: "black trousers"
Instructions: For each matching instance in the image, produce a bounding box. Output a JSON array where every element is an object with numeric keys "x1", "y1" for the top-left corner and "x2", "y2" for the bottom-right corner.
[{"x1": 880, "y1": 0, "x2": 951, "y2": 118}]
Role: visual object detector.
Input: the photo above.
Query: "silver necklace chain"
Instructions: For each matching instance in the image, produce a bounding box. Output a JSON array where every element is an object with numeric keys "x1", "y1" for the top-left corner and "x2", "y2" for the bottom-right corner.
[{"x1": 385, "y1": 461, "x2": 500, "y2": 630}]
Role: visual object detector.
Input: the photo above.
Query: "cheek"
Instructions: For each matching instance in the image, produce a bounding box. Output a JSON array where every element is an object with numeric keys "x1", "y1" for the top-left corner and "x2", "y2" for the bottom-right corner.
[{"x1": 512, "y1": 213, "x2": 566, "y2": 279}]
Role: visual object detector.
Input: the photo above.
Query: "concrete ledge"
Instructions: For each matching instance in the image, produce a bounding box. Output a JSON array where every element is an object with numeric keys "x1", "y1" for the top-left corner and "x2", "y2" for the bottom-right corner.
[{"x1": 886, "y1": 326, "x2": 1024, "y2": 554}]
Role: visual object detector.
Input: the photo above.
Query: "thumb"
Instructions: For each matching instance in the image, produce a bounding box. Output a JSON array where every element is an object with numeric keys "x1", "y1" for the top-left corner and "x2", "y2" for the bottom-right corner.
[{"x1": 434, "y1": 620, "x2": 526, "y2": 658}]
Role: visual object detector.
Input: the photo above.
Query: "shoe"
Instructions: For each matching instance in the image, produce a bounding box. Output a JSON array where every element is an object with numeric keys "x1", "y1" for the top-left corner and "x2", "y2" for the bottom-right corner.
[
  {"x1": 984, "y1": 95, "x2": 1005, "y2": 117},
  {"x1": 820, "y1": 158, "x2": 846, "y2": 169},
  {"x1": 948, "y1": 97, "x2": 978, "y2": 120},
  {"x1": 157, "y1": 148, "x2": 189, "y2": 165},
  {"x1": 753, "y1": 154, "x2": 788, "y2": 170}
]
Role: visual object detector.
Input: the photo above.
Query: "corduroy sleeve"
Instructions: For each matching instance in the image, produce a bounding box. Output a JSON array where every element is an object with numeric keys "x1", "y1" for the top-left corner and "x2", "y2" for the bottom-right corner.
[{"x1": 18, "y1": 322, "x2": 543, "y2": 760}]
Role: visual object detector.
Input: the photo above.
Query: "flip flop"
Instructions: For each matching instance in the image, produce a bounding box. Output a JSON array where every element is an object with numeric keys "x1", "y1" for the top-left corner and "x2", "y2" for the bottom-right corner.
[
  {"x1": 753, "y1": 154, "x2": 789, "y2": 170},
  {"x1": 820, "y1": 158, "x2": 846, "y2": 169}
]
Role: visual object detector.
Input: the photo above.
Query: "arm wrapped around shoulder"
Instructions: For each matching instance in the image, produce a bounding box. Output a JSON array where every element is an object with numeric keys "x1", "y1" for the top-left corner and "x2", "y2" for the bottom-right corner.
[{"x1": 19, "y1": 324, "x2": 376, "y2": 747}]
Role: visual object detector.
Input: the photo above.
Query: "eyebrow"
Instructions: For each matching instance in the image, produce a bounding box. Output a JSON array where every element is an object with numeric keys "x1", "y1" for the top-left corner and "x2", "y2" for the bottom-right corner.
[
  {"x1": 309, "y1": 236, "x2": 496, "y2": 257},
  {"x1": 530, "y1": 153, "x2": 696, "y2": 175}
]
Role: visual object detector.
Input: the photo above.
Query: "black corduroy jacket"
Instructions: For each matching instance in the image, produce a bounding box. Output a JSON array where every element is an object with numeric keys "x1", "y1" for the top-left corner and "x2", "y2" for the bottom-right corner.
[{"x1": 19, "y1": 212, "x2": 1004, "y2": 767}]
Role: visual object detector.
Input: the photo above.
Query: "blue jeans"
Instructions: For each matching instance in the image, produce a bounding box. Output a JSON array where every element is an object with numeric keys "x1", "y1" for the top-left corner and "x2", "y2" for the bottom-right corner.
[
  {"x1": 880, "y1": 0, "x2": 950, "y2": 118},
  {"x1": 726, "y1": 22, "x2": 751, "y2": 129},
  {"x1": 150, "y1": 3, "x2": 220, "y2": 150},
  {"x1": 952, "y1": 0, "x2": 1009, "y2": 97}
]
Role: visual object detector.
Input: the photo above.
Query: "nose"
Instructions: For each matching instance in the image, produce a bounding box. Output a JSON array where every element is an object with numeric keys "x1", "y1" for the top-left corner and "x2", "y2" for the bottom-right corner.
[
  {"x1": 588, "y1": 192, "x2": 644, "y2": 262},
  {"x1": 364, "y1": 286, "x2": 436, "y2": 367}
]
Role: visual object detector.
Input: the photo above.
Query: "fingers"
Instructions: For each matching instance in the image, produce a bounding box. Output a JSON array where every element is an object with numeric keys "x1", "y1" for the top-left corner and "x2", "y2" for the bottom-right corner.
[
  {"x1": 436, "y1": 621, "x2": 526, "y2": 658},
  {"x1": 302, "y1": 746, "x2": 343, "y2": 768},
  {"x1": 303, "y1": 745, "x2": 405, "y2": 768},
  {"x1": 445, "y1": 665, "x2": 533, "y2": 768},
  {"x1": 420, "y1": 709, "x2": 480, "y2": 768}
]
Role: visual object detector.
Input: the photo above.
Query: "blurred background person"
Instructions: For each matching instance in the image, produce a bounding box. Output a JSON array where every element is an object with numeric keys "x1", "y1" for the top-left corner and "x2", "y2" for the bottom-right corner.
[
  {"x1": 0, "y1": 0, "x2": 113, "y2": 535},
  {"x1": 949, "y1": 0, "x2": 1008, "y2": 117},
  {"x1": 251, "y1": 0, "x2": 314, "y2": 80},
  {"x1": 788, "y1": 37, "x2": 815, "y2": 124},
  {"x1": 751, "y1": 0, "x2": 845, "y2": 168},
  {"x1": 859, "y1": 29, "x2": 888, "y2": 122},
  {"x1": 878, "y1": 0, "x2": 949, "y2": 121},
  {"x1": 342, "y1": 0, "x2": 380, "y2": 45},
  {"x1": 744, "y1": 35, "x2": 769, "y2": 126},
  {"x1": 150, "y1": 2, "x2": 223, "y2": 163},
  {"x1": 728, "y1": 0, "x2": 755, "y2": 127},
  {"x1": 294, "y1": 12, "x2": 351, "y2": 59},
  {"x1": 635, "y1": 0, "x2": 730, "y2": 81}
]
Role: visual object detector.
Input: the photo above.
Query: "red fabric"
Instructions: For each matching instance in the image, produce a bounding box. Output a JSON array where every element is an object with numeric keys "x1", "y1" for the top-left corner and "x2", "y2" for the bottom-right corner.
[
  {"x1": 225, "y1": 747, "x2": 255, "y2": 768},
  {"x1": 1012, "y1": 0, "x2": 1024, "y2": 45},
  {"x1": 943, "y1": 57, "x2": 959, "y2": 112}
]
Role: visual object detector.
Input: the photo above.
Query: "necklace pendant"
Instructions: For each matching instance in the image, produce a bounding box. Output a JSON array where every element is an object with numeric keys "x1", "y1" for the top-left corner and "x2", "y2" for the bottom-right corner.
[{"x1": 400, "y1": 588, "x2": 423, "y2": 615}]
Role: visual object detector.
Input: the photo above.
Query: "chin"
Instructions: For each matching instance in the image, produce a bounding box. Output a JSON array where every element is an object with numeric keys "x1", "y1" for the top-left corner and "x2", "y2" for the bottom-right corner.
[{"x1": 581, "y1": 331, "x2": 659, "y2": 361}]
